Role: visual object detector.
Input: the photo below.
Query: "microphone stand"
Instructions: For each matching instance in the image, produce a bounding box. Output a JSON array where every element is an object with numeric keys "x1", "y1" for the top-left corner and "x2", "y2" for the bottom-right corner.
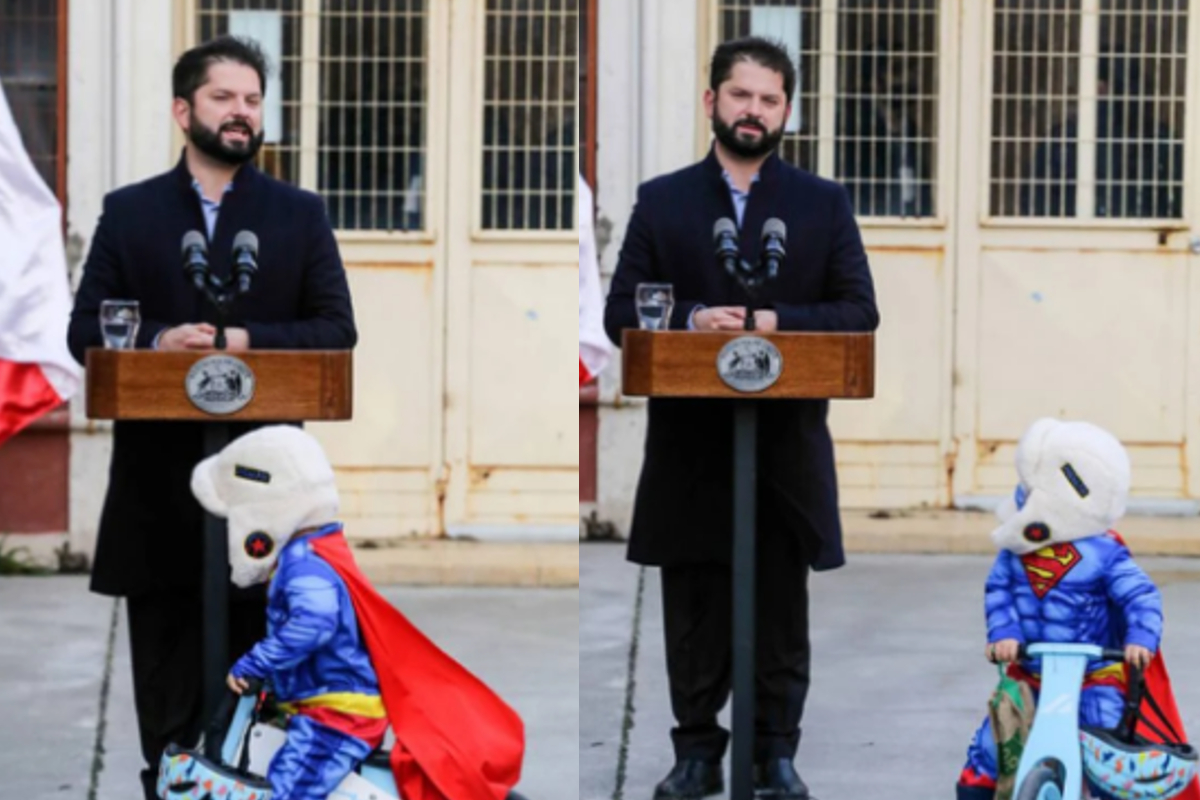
[
  {"x1": 194, "y1": 274, "x2": 244, "y2": 351},
  {"x1": 187, "y1": 262, "x2": 253, "y2": 757},
  {"x1": 722, "y1": 248, "x2": 779, "y2": 800},
  {"x1": 727, "y1": 261, "x2": 770, "y2": 333}
]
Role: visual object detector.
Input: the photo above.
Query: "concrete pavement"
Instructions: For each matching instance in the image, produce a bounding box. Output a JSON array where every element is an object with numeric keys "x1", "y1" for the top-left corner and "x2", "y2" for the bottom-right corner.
[
  {"x1": 0, "y1": 575, "x2": 577, "y2": 800},
  {"x1": 581, "y1": 542, "x2": 1200, "y2": 800}
]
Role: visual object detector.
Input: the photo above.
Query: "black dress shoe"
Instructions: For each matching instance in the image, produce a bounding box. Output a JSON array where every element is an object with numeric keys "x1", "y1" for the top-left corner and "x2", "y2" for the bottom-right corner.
[
  {"x1": 753, "y1": 758, "x2": 810, "y2": 799},
  {"x1": 652, "y1": 759, "x2": 724, "y2": 799}
]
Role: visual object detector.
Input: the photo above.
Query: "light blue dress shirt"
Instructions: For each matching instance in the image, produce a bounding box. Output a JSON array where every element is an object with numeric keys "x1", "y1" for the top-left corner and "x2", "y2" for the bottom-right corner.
[
  {"x1": 152, "y1": 179, "x2": 233, "y2": 349},
  {"x1": 689, "y1": 169, "x2": 761, "y2": 328},
  {"x1": 191, "y1": 178, "x2": 233, "y2": 239}
]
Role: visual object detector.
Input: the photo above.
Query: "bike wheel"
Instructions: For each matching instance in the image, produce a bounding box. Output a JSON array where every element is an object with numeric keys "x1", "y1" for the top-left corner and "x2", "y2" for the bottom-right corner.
[{"x1": 1015, "y1": 764, "x2": 1064, "y2": 800}]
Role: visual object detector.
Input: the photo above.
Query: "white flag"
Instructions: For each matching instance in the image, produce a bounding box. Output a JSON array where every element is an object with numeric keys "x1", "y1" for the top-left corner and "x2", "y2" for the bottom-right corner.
[
  {"x1": 0, "y1": 83, "x2": 81, "y2": 446},
  {"x1": 579, "y1": 175, "x2": 610, "y2": 384}
]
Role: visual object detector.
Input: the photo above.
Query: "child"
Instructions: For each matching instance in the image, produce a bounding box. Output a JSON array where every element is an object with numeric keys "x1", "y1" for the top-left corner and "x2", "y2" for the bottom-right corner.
[
  {"x1": 956, "y1": 418, "x2": 1196, "y2": 800},
  {"x1": 189, "y1": 425, "x2": 525, "y2": 800}
]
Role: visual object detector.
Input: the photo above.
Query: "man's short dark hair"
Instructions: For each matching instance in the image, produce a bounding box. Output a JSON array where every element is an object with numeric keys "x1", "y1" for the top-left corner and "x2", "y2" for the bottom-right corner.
[
  {"x1": 173, "y1": 35, "x2": 269, "y2": 102},
  {"x1": 709, "y1": 37, "x2": 797, "y2": 102}
]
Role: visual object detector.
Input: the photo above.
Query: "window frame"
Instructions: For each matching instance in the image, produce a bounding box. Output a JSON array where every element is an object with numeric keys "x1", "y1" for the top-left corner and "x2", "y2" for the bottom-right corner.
[
  {"x1": 183, "y1": 0, "x2": 438, "y2": 242},
  {"x1": 700, "y1": 0, "x2": 952, "y2": 228},
  {"x1": 981, "y1": 0, "x2": 1191, "y2": 226},
  {"x1": 470, "y1": 0, "x2": 581, "y2": 242}
]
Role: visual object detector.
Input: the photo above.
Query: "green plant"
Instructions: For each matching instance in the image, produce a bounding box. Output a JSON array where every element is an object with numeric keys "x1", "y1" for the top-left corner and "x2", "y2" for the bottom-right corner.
[{"x1": 0, "y1": 536, "x2": 53, "y2": 576}]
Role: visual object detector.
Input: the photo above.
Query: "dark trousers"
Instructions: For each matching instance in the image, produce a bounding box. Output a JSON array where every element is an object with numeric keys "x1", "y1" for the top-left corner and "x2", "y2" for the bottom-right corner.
[
  {"x1": 660, "y1": 531, "x2": 812, "y2": 763},
  {"x1": 126, "y1": 584, "x2": 266, "y2": 800}
]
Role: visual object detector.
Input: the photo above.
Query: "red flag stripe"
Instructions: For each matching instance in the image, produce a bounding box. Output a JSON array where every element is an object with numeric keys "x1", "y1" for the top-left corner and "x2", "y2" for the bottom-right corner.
[{"x1": 0, "y1": 358, "x2": 64, "y2": 447}]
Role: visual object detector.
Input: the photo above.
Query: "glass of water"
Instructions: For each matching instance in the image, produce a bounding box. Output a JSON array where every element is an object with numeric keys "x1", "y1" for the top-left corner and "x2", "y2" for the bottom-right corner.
[
  {"x1": 636, "y1": 283, "x2": 674, "y2": 331},
  {"x1": 99, "y1": 300, "x2": 140, "y2": 350}
]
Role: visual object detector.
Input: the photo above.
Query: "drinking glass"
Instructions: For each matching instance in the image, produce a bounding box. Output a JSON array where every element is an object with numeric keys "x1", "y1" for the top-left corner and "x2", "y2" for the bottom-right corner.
[
  {"x1": 635, "y1": 283, "x2": 674, "y2": 331},
  {"x1": 100, "y1": 300, "x2": 141, "y2": 350}
]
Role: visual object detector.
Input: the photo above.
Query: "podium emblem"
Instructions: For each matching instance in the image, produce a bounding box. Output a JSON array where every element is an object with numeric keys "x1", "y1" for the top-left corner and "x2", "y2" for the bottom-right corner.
[
  {"x1": 717, "y1": 336, "x2": 782, "y2": 393},
  {"x1": 185, "y1": 355, "x2": 256, "y2": 414}
]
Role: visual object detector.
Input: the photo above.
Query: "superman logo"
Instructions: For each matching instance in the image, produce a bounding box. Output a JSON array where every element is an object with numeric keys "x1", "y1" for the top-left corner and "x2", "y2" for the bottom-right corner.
[{"x1": 1020, "y1": 543, "x2": 1082, "y2": 599}]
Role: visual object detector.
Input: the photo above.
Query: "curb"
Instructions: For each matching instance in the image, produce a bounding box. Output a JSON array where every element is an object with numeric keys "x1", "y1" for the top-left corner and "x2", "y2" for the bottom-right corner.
[
  {"x1": 351, "y1": 539, "x2": 579, "y2": 588},
  {"x1": 841, "y1": 510, "x2": 1200, "y2": 557}
]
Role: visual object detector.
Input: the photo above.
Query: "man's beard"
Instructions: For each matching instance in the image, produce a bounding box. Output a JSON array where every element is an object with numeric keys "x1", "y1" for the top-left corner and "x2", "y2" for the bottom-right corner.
[
  {"x1": 188, "y1": 111, "x2": 265, "y2": 166},
  {"x1": 712, "y1": 110, "x2": 784, "y2": 159}
]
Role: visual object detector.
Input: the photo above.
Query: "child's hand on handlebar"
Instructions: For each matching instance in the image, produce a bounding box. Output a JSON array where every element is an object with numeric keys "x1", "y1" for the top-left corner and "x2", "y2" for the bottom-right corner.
[
  {"x1": 986, "y1": 639, "x2": 1021, "y2": 664},
  {"x1": 1125, "y1": 644, "x2": 1153, "y2": 670},
  {"x1": 226, "y1": 673, "x2": 251, "y2": 695}
]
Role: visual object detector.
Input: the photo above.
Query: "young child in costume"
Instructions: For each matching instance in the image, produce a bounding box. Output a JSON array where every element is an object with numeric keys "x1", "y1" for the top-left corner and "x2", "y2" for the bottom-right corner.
[
  {"x1": 956, "y1": 418, "x2": 1198, "y2": 800},
  {"x1": 188, "y1": 425, "x2": 526, "y2": 800}
]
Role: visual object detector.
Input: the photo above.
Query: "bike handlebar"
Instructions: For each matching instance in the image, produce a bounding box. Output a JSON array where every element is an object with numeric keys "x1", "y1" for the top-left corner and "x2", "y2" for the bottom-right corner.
[{"x1": 1015, "y1": 644, "x2": 1129, "y2": 663}]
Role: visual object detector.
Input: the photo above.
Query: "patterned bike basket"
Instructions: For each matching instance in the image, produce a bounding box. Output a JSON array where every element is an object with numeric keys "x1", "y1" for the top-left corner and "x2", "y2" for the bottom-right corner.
[{"x1": 157, "y1": 742, "x2": 273, "y2": 800}]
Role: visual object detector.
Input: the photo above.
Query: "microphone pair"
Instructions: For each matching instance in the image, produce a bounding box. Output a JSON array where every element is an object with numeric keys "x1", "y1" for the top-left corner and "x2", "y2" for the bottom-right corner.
[
  {"x1": 181, "y1": 230, "x2": 259, "y2": 296},
  {"x1": 713, "y1": 217, "x2": 786, "y2": 284}
]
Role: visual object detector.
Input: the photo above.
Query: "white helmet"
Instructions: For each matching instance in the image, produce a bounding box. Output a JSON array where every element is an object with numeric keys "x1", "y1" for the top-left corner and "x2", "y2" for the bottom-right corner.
[
  {"x1": 191, "y1": 425, "x2": 340, "y2": 587},
  {"x1": 991, "y1": 418, "x2": 1131, "y2": 555}
]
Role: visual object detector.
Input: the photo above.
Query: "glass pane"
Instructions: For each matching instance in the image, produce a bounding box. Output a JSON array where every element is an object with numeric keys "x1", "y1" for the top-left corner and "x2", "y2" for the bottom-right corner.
[
  {"x1": 0, "y1": 0, "x2": 61, "y2": 196},
  {"x1": 716, "y1": 0, "x2": 821, "y2": 174},
  {"x1": 196, "y1": 1, "x2": 304, "y2": 191},
  {"x1": 319, "y1": 0, "x2": 428, "y2": 232},
  {"x1": 1095, "y1": 0, "x2": 1186, "y2": 219},
  {"x1": 990, "y1": 0, "x2": 1082, "y2": 217},
  {"x1": 481, "y1": 0, "x2": 578, "y2": 231},
  {"x1": 835, "y1": 0, "x2": 938, "y2": 218}
]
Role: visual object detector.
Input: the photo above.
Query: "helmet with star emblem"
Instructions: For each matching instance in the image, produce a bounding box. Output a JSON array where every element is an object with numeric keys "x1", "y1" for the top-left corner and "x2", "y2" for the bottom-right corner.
[
  {"x1": 991, "y1": 418, "x2": 1131, "y2": 555},
  {"x1": 191, "y1": 425, "x2": 340, "y2": 587}
]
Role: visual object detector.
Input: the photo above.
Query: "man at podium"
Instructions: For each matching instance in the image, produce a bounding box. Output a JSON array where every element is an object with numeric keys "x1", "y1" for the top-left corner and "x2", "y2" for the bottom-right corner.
[
  {"x1": 66, "y1": 36, "x2": 356, "y2": 800},
  {"x1": 604, "y1": 37, "x2": 879, "y2": 800}
]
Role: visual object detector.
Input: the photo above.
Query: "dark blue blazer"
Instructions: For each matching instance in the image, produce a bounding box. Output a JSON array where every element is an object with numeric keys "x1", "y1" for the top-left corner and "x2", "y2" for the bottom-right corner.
[
  {"x1": 604, "y1": 148, "x2": 879, "y2": 571},
  {"x1": 68, "y1": 155, "x2": 357, "y2": 596}
]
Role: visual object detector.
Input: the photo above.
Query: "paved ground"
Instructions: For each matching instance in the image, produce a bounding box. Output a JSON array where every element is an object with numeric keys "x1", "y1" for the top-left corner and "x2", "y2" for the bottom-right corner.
[
  {"x1": 581, "y1": 542, "x2": 1200, "y2": 800},
  {"x1": 0, "y1": 576, "x2": 577, "y2": 800}
]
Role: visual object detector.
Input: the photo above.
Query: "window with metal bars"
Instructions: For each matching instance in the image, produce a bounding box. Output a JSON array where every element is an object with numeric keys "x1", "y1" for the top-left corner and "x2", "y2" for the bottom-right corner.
[
  {"x1": 481, "y1": 0, "x2": 578, "y2": 232},
  {"x1": 990, "y1": 0, "x2": 1186, "y2": 220},
  {"x1": 0, "y1": 0, "x2": 65, "y2": 202},
  {"x1": 196, "y1": 0, "x2": 428, "y2": 233},
  {"x1": 715, "y1": 0, "x2": 938, "y2": 219}
]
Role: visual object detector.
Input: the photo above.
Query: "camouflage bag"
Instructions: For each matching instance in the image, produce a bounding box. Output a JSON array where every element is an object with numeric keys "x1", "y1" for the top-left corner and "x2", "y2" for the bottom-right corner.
[{"x1": 988, "y1": 665, "x2": 1037, "y2": 800}]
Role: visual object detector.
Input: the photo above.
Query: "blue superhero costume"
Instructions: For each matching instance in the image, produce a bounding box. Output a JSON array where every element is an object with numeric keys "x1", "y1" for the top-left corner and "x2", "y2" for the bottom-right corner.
[
  {"x1": 230, "y1": 523, "x2": 387, "y2": 800},
  {"x1": 959, "y1": 530, "x2": 1162, "y2": 798},
  {"x1": 185, "y1": 425, "x2": 524, "y2": 800}
]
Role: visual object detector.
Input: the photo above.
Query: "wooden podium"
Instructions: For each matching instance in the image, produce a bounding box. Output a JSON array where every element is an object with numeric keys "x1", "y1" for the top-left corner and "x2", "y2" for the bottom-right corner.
[
  {"x1": 621, "y1": 330, "x2": 874, "y2": 800},
  {"x1": 85, "y1": 348, "x2": 353, "y2": 757}
]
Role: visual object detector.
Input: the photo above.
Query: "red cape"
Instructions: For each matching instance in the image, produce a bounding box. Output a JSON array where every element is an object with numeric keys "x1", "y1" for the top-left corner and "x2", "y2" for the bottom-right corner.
[
  {"x1": 1134, "y1": 654, "x2": 1199, "y2": 800},
  {"x1": 312, "y1": 531, "x2": 525, "y2": 800},
  {"x1": 1110, "y1": 532, "x2": 1199, "y2": 800}
]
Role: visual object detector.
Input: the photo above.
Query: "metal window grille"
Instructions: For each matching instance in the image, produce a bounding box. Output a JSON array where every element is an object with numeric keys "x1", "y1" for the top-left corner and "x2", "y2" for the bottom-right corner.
[
  {"x1": 989, "y1": 0, "x2": 1186, "y2": 220},
  {"x1": 835, "y1": 0, "x2": 938, "y2": 218},
  {"x1": 0, "y1": 0, "x2": 64, "y2": 200},
  {"x1": 716, "y1": 0, "x2": 938, "y2": 218},
  {"x1": 716, "y1": 1, "x2": 823, "y2": 176},
  {"x1": 319, "y1": 1, "x2": 427, "y2": 232},
  {"x1": 481, "y1": 0, "x2": 578, "y2": 232},
  {"x1": 195, "y1": 0, "x2": 429, "y2": 232}
]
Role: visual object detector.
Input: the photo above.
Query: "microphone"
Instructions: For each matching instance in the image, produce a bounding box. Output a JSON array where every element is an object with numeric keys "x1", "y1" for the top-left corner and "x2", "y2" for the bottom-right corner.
[
  {"x1": 713, "y1": 217, "x2": 740, "y2": 278},
  {"x1": 232, "y1": 231, "x2": 259, "y2": 295},
  {"x1": 181, "y1": 230, "x2": 210, "y2": 292},
  {"x1": 761, "y1": 218, "x2": 786, "y2": 280}
]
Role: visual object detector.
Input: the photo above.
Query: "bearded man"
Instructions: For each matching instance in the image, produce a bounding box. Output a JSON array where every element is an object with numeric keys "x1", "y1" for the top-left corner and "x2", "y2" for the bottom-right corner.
[
  {"x1": 603, "y1": 36, "x2": 879, "y2": 800},
  {"x1": 67, "y1": 34, "x2": 357, "y2": 800}
]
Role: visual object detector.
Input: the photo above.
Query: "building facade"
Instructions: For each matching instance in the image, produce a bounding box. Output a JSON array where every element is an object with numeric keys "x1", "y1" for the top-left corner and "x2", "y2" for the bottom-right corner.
[
  {"x1": 592, "y1": 0, "x2": 1200, "y2": 534},
  {"x1": 1, "y1": 0, "x2": 580, "y2": 560}
]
